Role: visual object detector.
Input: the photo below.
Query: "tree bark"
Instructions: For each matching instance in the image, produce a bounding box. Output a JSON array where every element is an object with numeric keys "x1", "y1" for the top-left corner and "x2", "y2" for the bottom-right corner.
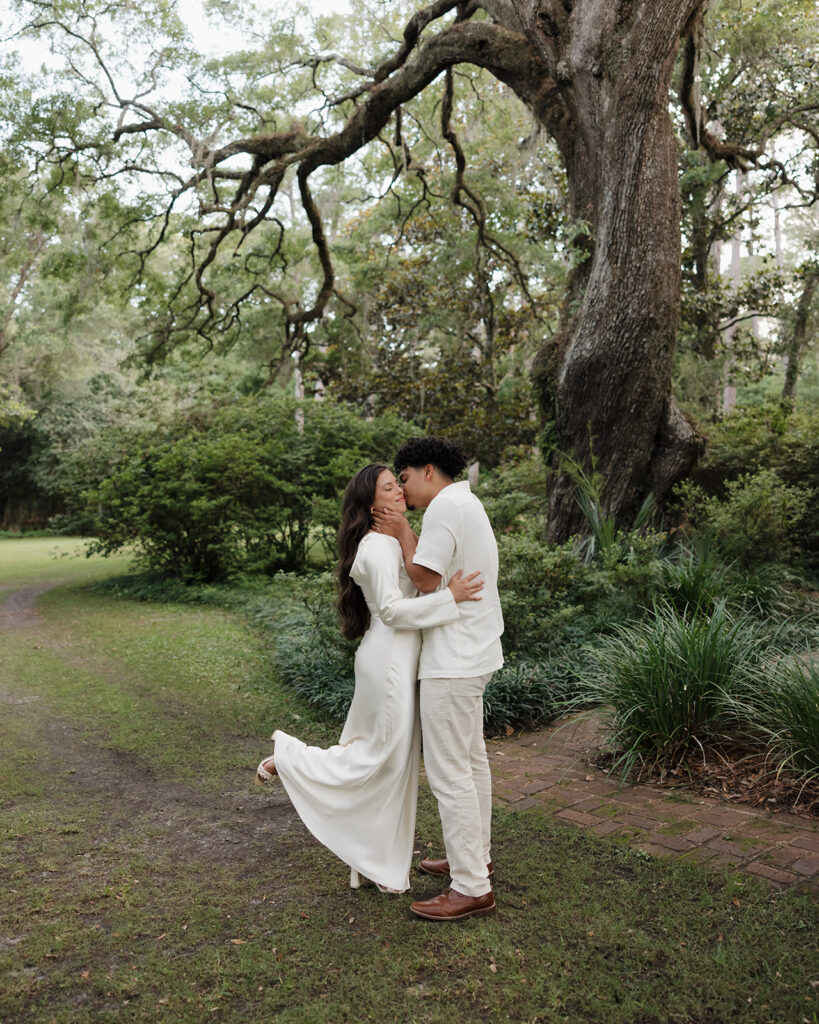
[{"x1": 514, "y1": 0, "x2": 704, "y2": 539}]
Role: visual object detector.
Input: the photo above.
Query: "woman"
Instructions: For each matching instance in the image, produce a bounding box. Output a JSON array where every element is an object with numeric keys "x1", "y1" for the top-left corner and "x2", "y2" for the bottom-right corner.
[{"x1": 254, "y1": 462, "x2": 483, "y2": 893}]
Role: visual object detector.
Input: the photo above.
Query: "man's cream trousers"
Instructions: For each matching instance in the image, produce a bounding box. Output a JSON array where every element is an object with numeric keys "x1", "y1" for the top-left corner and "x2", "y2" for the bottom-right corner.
[{"x1": 420, "y1": 673, "x2": 494, "y2": 898}]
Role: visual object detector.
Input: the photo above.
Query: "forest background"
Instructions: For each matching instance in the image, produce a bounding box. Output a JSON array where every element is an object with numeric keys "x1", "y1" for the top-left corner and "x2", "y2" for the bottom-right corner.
[{"x1": 1, "y1": 0, "x2": 819, "y2": 780}]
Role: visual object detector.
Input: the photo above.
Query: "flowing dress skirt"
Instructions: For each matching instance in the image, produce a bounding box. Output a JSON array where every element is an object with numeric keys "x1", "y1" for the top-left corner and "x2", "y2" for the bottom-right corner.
[{"x1": 273, "y1": 621, "x2": 422, "y2": 892}]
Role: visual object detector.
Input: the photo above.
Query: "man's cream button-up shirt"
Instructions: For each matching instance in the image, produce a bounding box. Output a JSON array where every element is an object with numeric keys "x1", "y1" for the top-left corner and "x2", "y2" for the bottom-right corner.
[{"x1": 412, "y1": 481, "x2": 504, "y2": 680}]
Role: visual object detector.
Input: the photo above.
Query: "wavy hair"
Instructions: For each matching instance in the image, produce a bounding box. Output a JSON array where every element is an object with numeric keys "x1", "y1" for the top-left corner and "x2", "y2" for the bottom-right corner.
[
  {"x1": 394, "y1": 436, "x2": 467, "y2": 480},
  {"x1": 337, "y1": 462, "x2": 389, "y2": 641}
]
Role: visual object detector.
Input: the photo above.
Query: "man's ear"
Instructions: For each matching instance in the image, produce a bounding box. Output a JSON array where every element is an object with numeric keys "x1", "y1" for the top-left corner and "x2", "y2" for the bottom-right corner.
[{"x1": 425, "y1": 463, "x2": 434, "y2": 480}]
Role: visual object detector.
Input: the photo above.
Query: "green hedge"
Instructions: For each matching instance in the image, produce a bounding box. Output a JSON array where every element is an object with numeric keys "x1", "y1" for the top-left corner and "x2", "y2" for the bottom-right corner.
[
  {"x1": 70, "y1": 395, "x2": 413, "y2": 580},
  {"x1": 683, "y1": 402, "x2": 819, "y2": 566}
]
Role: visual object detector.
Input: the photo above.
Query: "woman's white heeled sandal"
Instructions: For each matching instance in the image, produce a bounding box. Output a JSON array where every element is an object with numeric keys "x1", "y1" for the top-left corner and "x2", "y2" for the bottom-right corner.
[{"x1": 349, "y1": 867, "x2": 400, "y2": 894}]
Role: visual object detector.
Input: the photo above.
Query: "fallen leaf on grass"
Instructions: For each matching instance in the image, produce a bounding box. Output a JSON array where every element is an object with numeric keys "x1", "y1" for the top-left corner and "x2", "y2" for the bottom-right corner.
[{"x1": 228, "y1": 939, "x2": 247, "y2": 945}]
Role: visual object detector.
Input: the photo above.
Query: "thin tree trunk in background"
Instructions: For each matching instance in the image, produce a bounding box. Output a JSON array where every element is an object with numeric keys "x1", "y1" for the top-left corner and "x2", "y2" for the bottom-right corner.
[
  {"x1": 293, "y1": 351, "x2": 305, "y2": 433},
  {"x1": 721, "y1": 170, "x2": 743, "y2": 415},
  {"x1": 782, "y1": 266, "x2": 818, "y2": 401},
  {"x1": 771, "y1": 158, "x2": 790, "y2": 384}
]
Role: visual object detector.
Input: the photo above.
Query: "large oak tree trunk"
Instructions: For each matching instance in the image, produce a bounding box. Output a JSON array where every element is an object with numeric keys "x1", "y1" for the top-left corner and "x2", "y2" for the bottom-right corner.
[{"x1": 515, "y1": 0, "x2": 704, "y2": 539}]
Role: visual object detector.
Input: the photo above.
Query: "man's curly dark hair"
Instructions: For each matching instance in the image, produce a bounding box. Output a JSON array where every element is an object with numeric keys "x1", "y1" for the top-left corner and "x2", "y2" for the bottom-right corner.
[{"x1": 394, "y1": 437, "x2": 467, "y2": 480}]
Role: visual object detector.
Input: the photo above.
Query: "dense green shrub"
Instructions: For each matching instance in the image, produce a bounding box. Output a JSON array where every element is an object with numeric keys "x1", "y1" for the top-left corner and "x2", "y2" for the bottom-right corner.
[
  {"x1": 684, "y1": 402, "x2": 819, "y2": 565},
  {"x1": 75, "y1": 395, "x2": 412, "y2": 580},
  {"x1": 275, "y1": 629, "x2": 357, "y2": 722},
  {"x1": 653, "y1": 539, "x2": 729, "y2": 615},
  {"x1": 475, "y1": 452, "x2": 549, "y2": 534},
  {"x1": 496, "y1": 535, "x2": 601, "y2": 652},
  {"x1": 676, "y1": 468, "x2": 809, "y2": 568},
  {"x1": 653, "y1": 539, "x2": 804, "y2": 620},
  {"x1": 482, "y1": 653, "x2": 589, "y2": 734}
]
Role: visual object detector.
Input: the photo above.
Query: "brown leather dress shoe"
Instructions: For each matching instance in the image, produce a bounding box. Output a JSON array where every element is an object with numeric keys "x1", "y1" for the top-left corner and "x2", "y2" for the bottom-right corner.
[
  {"x1": 419, "y1": 857, "x2": 494, "y2": 879},
  {"x1": 410, "y1": 887, "x2": 496, "y2": 921}
]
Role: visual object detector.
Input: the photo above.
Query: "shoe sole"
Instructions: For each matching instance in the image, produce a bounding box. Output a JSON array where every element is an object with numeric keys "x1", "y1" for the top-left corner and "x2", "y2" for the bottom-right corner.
[{"x1": 411, "y1": 903, "x2": 496, "y2": 922}]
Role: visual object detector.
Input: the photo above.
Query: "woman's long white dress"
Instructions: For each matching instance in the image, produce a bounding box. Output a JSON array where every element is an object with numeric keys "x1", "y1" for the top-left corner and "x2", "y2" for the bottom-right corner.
[{"x1": 272, "y1": 532, "x2": 459, "y2": 892}]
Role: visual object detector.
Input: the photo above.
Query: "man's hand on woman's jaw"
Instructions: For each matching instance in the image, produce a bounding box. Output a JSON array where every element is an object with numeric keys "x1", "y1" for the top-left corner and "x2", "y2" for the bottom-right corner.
[{"x1": 371, "y1": 505, "x2": 410, "y2": 539}]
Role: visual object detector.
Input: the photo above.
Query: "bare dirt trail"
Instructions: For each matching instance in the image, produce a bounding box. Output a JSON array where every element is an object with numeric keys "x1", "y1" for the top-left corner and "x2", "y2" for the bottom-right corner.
[{"x1": 0, "y1": 579, "x2": 65, "y2": 629}]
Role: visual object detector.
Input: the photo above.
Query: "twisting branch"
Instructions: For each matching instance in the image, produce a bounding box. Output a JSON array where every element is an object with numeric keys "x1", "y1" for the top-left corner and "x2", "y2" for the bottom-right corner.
[
  {"x1": 295, "y1": 168, "x2": 334, "y2": 328},
  {"x1": 441, "y1": 68, "x2": 534, "y2": 309},
  {"x1": 29, "y1": 0, "x2": 554, "y2": 363},
  {"x1": 327, "y1": 0, "x2": 461, "y2": 106},
  {"x1": 680, "y1": 8, "x2": 819, "y2": 176}
]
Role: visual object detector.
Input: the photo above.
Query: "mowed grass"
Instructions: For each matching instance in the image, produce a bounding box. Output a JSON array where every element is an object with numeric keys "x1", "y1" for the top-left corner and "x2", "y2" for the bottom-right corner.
[
  {"x1": 0, "y1": 541, "x2": 333, "y2": 788},
  {"x1": 1, "y1": 539, "x2": 818, "y2": 1024},
  {"x1": 0, "y1": 536, "x2": 132, "y2": 588}
]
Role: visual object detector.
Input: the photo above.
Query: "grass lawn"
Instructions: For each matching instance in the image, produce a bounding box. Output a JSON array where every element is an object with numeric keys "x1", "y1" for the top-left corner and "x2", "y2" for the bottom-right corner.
[
  {"x1": 1, "y1": 539, "x2": 818, "y2": 1024},
  {"x1": 0, "y1": 536, "x2": 134, "y2": 588}
]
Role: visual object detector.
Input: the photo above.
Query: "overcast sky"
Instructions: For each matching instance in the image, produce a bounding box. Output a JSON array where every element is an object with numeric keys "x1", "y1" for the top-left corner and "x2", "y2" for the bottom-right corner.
[
  {"x1": 177, "y1": 0, "x2": 352, "y2": 55},
  {"x1": 4, "y1": 0, "x2": 353, "y2": 72}
]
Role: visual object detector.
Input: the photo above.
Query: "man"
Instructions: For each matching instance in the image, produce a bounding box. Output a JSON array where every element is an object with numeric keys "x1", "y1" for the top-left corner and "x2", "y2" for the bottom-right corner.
[{"x1": 372, "y1": 437, "x2": 503, "y2": 921}]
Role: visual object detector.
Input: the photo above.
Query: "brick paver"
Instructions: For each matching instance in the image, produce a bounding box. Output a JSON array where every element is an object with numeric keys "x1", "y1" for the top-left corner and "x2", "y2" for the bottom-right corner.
[{"x1": 488, "y1": 713, "x2": 819, "y2": 892}]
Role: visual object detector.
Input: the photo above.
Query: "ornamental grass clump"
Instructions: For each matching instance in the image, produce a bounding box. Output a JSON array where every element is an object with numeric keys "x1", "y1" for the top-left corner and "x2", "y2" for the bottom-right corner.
[
  {"x1": 726, "y1": 656, "x2": 819, "y2": 784},
  {"x1": 654, "y1": 539, "x2": 729, "y2": 615},
  {"x1": 584, "y1": 601, "x2": 768, "y2": 780}
]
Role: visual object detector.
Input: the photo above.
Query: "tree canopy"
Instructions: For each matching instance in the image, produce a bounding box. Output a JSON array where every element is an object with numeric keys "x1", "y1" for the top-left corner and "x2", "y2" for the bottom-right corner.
[{"x1": 1, "y1": 0, "x2": 817, "y2": 536}]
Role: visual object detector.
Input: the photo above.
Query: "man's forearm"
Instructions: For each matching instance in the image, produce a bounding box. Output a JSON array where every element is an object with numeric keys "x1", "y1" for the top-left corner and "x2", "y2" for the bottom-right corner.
[
  {"x1": 400, "y1": 532, "x2": 442, "y2": 593},
  {"x1": 397, "y1": 528, "x2": 421, "y2": 583},
  {"x1": 370, "y1": 507, "x2": 442, "y2": 592}
]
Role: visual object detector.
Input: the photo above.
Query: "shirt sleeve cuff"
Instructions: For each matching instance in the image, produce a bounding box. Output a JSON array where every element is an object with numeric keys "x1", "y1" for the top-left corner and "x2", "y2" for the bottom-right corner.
[{"x1": 412, "y1": 553, "x2": 445, "y2": 574}]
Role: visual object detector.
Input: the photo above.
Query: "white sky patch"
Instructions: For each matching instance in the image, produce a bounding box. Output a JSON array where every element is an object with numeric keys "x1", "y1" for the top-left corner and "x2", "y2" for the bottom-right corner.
[
  {"x1": 176, "y1": 0, "x2": 351, "y2": 55},
  {"x1": 3, "y1": 0, "x2": 351, "y2": 73}
]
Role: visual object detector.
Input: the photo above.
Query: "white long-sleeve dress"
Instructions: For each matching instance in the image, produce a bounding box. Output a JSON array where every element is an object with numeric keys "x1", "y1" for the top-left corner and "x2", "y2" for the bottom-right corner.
[{"x1": 272, "y1": 532, "x2": 459, "y2": 892}]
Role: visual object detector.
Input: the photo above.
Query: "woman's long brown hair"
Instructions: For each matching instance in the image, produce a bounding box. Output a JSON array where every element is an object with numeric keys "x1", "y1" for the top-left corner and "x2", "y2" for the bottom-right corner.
[{"x1": 337, "y1": 462, "x2": 390, "y2": 641}]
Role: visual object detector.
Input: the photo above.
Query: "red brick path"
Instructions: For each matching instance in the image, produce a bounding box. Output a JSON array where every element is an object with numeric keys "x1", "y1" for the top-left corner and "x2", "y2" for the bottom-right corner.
[{"x1": 488, "y1": 714, "x2": 819, "y2": 893}]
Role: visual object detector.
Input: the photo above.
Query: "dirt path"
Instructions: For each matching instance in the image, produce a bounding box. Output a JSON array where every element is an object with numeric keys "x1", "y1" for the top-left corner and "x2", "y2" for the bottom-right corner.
[{"x1": 0, "y1": 580, "x2": 65, "y2": 629}]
